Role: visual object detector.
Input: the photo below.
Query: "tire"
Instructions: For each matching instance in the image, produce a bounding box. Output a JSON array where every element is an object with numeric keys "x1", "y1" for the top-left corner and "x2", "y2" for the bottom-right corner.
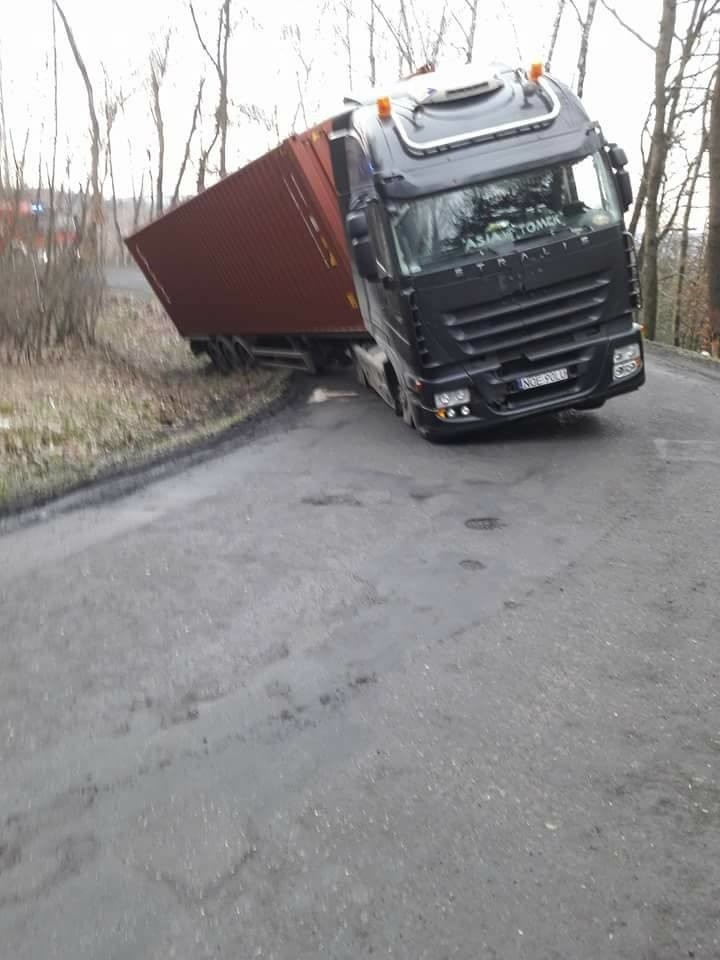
[
  {"x1": 398, "y1": 386, "x2": 415, "y2": 428},
  {"x1": 207, "y1": 339, "x2": 231, "y2": 373},
  {"x1": 218, "y1": 337, "x2": 242, "y2": 371},
  {"x1": 354, "y1": 356, "x2": 368, "y2": 387}
]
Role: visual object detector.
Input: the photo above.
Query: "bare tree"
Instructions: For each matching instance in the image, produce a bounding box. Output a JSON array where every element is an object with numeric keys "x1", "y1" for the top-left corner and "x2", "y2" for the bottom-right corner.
[
  {"x1": 45, "y1": 1, "x2": 60, "y2": 274},
  {"x1": 131, "y1": 169, "x2": 146, "y2": 232},
  {"x1": 53, "y1": 0, "x2": 102, "y2": 260},
  {"x1": 639, "y1": 0, "x2": 677, "y2": 340},
  {"x1": 0, "y1": 48, "x2": 9, "y2": 194},
  {"x1": 546, "y1": 0, "x2": 566, "y2": 71},
  {"x1": 335, "y1": 0, "x2": 354, "y2": 90},
  {"x1": 599, "y1": 0, "x2": 656, "y2": 51},
  {"x1": 371, "y1": 0, "x2": 449, "y2": 76},
  {"x1": 673, "y1": 126, "x2": 709, "y2": 344},
  {"x1": 568, "y1": 0, "x2": 599, "y2": 98},
  {"x1": 708, "y1": 35, "x2": 720, "y2": 355},
  {"x1": 149, "y1": 33, "x2": 171, "y2": 217},
  {"x1": 626, "y1": 0, "x2": 717, "y2": 239},
  {"x1": 189, "y1": 0, "x2": 231, "y2": 179},
  {"x1": 499, "y1": 0, "x2": 522, "y2": 64},
  {"x1": 371, "y1": 0, "x2": 414, "y2": 73},
  {"x1": 171, "y1": 78, "x2": 204, "y2": 208},
  {"x1": 368, "y1": 0, "x2": 377, "y2": 85},
  {"x1": 102, "y1": 70, "x2": 128, "y2": 263},
  {"x1": 284, "y1": 24, "x2": 315, "y2": 131},
  {"x1": 452, "y1": 0, "x2": 480, "y2": 63}
]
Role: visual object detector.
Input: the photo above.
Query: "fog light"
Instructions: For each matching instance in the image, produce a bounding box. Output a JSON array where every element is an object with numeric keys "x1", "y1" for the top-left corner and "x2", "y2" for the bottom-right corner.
[
  {"x1": 447, "y1": 408, "x2": 457, "y2": 419},
  {"x1": 460, "y1": 405, "x2": 470, "y2": 417},
  {"x1": 613, "y1": 342, "x2": 642, "y2": 381},
  {"x1": 434, "y1": 388, "x2": 470, "y2": 409}
]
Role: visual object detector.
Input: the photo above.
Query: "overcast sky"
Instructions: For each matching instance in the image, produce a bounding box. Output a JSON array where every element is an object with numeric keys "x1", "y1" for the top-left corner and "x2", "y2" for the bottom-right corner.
[{"x1": 0, "y1": 0, "x2": 677, "y2": 200}]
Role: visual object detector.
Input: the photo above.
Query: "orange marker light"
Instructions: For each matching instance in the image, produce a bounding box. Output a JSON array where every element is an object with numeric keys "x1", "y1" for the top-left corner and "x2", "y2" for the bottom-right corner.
[
  {"x1": 529, "y1": 61, "x2": 544, "y2": 82},
  {"x1": 377, "y1": 96, "x2": 392, "y2": 119}
]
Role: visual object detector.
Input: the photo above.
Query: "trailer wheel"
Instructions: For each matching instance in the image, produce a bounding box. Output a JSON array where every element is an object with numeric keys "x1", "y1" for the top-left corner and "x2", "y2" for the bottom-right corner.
[
  {"x1": 217, "y1": 337, "x2": 243, "y2": 371},
  {"x1": 207, "y1": 338, "x2": 231, "y2": 374}
]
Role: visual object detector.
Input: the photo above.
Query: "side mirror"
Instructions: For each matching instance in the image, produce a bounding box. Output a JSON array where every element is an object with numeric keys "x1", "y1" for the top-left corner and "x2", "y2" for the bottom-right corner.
[
  {"x1": 608, "y1": 144, "x2": 628, "y2": 170},
  {"x1": 347, "y1": 207, "x2": 378, "y2": 280},
  {"x1": 347, "y1": 208, "x2": 369, "y2": 241},
  {"x1": 353, "y1": 236, "x2": 378, "y2": 280},
  {"x1": 616, "y1": 169, "x2": 633, "y2": 212}
]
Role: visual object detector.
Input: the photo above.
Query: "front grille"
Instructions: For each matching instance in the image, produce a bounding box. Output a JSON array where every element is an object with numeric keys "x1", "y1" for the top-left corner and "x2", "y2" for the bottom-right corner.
[{"x1": 442, "y1": 272, "x2": 611, "y2": 360}]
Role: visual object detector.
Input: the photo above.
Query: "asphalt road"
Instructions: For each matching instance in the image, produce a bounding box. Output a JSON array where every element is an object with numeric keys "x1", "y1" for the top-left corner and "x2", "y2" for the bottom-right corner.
[{"x1": 1, "y1": 350, "x2": 719, "y2": 960}]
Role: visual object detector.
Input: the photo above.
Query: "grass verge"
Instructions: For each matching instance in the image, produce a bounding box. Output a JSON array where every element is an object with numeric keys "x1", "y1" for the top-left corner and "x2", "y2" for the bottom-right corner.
[{"x1": 0, "y1": 296, "x2": 288, "y2": 511}]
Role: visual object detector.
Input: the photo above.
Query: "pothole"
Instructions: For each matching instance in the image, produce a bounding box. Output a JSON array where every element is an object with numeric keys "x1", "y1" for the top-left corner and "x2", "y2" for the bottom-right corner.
[
  {"x1": 459, "y1": 559, "x2": 487, "y2": 571},
  {"x1": 465, "y1": 517, "x2": 505, "y2": 531}
]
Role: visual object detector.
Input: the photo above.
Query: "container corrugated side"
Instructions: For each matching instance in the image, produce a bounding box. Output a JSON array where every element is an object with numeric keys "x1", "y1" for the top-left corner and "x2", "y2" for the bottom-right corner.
[{"x1": 126, "y1": 128, "x2": 364, "y2": 339}]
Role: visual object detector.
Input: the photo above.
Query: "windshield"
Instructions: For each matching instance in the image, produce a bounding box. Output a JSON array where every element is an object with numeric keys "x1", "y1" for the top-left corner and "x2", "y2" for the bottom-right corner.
[{"x1": 391, "y1": 151, "x2": 622, "y2": 274}]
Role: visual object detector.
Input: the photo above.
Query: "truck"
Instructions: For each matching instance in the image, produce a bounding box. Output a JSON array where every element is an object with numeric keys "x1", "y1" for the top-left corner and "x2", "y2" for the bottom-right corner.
[{"x1": 127, "y1": 61, "x2": 645, "y2": 442}]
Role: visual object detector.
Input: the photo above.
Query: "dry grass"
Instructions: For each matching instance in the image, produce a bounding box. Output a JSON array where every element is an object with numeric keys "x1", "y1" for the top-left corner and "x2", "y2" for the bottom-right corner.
[{"x1": 0, "y1": 296, "x2": 287, "y2": 509}]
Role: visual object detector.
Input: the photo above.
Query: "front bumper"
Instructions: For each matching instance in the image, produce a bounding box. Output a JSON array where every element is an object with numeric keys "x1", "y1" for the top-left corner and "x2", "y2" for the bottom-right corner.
[{"x1": 411, "y1": 329, "x2": 645, "y2": 435}]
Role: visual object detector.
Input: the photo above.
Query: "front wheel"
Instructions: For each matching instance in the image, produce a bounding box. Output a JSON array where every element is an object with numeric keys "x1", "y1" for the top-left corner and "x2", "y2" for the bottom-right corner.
[{"x1": 396, "y1": 386, "x2": 416, "y2": 429}]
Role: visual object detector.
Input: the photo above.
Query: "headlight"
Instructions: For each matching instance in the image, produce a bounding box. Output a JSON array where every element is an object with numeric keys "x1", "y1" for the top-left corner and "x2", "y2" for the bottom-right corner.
[
  {"x1": 613, "y1": 342, "x2": 642, "y2": 381},
  {"x1": 434, "y1": 388, "x2": 470, "y2": 409},
  {"x1": 614, "y1": 343, "x2": 640, "y2": 364}
]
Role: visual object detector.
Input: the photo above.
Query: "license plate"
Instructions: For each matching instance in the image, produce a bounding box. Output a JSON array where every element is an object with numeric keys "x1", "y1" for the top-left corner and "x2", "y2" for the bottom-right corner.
[{"x1": 516, "y1": 367, "x2": 569, "y2": 391}]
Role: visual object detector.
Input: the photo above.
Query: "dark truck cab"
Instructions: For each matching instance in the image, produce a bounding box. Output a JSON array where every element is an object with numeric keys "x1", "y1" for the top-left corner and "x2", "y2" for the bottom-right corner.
[{"x1": 332, "y1": 63, "x2": 644, "y2": 439}]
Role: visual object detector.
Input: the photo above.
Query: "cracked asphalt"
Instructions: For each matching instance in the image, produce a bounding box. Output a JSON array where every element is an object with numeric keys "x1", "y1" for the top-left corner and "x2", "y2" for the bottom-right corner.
[{"x1": 1, "y1": 348, "x2": 719, "y2": 959}]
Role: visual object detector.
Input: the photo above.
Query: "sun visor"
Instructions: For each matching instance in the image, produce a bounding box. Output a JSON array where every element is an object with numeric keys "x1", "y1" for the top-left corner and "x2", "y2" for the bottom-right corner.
[{"x1": 377, "y1": 125, "x2": 603, "y2": 200}]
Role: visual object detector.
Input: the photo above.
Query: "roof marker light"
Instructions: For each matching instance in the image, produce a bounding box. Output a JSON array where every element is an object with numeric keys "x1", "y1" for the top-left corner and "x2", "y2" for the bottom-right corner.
[
  {"x1": 377, "y1": 96, "x2": 392, "y2": 119},
  {"x1": 529, "y1": 61, "x2": 544, "y2": 82}
]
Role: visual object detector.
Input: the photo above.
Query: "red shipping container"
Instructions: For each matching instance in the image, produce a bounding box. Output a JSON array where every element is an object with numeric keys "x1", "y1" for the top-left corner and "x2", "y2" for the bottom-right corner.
[{"x1": 126, "y1": 120, "x2": 365, "y2": 339}]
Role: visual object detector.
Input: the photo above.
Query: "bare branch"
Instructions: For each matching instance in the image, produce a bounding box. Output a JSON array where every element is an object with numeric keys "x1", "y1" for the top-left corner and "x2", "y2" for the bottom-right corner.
[
  {"x1": 171, "y1": 79, "x2": 204, "y2": 208},
  {"x1": 599, "y1": 0, "x2": 655, "y2": 51},
  {"x1": 188, "y1": 2, "x2": 219, "y2": 71}
]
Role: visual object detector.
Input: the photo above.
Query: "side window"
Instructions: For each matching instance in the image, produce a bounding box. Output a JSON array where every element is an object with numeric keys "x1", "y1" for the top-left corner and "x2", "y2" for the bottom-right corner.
[
  {"x1": 346, "y1": 137, "x2": 374, "y2": 196},
  {"x1": 366, "y1": 203, "x2": 393, "y2": 276}
]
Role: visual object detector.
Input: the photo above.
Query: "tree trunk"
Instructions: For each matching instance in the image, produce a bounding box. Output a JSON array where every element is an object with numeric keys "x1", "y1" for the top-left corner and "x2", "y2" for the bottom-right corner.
[
  {"x1": 463, "y1": 0, "x2": 479, "y2": 65},
  {"x1": 546, "y1": 0, "x2": 566, "y2": 71},
  {"x1": 368, "y1": 0, "x2": 376, "y2": 85},
  {"x1": 673, "y1": 137, "x2": 707, "y2": 346},
  {"x1": 218, "y1": 0, "x2": 230, "y2": 178},
  {"x1": 149, "y1": 35, "x2": 170, "y2": 216},
  {"x1": 0, "y1": 52, "x2": 9, "y2": 194},
  {"x1": 575, "y1": 0, "x2": 599, "y2": 99},
  {"x1": 189, "y1": 0, "x2": 231, "y2": 180},
  {"x1": 53, "y1": 0, "x2": 101, "y2": 260},
  {"x1": 708, "y1": 36, "x2": 720, "y2": 356},
  {"x1": 172, "y1": 79, "x2": 204, "y2": 208},
  {"x1": 344, "y1": 1, "x2": 353, "y2": 89},
  {"x1": 641, "y1": 0, "x2": 677, "y2": 341},
  {"x1": 132, "y1": 171, "x2": 145, "y2": 232}
]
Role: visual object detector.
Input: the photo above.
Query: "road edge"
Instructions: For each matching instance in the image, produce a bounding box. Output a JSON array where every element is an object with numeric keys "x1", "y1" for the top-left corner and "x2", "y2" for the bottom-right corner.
[
  {"x1": 0, "y1": 373, "x2": 305, "y2": 536},
  {"x1": 645, "y1": 339, "x2": 720, "y2": 381}
]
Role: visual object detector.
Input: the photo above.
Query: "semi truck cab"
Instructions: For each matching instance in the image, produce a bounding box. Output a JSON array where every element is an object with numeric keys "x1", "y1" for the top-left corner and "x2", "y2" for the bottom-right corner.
[{"x1": 331, "y1": 62, "x2": 645, "y2": 440}]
